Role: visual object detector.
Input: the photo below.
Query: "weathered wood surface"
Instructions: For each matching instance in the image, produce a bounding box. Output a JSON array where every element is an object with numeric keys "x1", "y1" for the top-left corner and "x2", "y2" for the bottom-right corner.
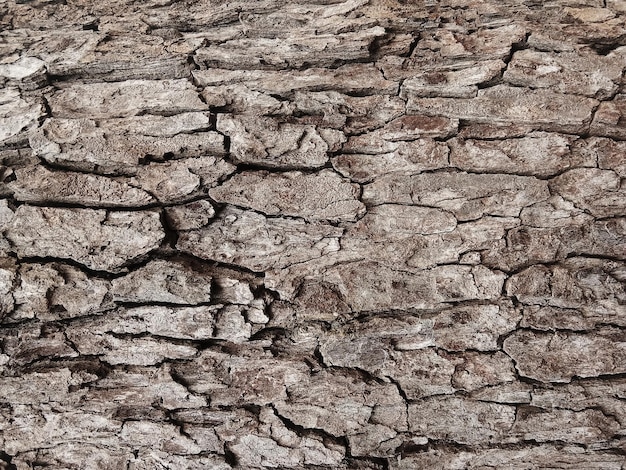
[{"x1": 1, "y1": 0, "x2": 626, "y2": 468}]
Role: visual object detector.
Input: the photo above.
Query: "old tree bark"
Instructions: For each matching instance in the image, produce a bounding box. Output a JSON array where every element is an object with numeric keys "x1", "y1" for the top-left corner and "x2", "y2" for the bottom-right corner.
[{"x1": 1, "y1": 0, "x2": 626, "y2": 468}]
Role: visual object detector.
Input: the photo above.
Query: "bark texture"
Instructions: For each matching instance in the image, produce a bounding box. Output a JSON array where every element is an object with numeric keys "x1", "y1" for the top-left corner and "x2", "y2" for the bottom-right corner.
[{"x1": 1, "y1": 0, "x2": 626, "y2": 468}]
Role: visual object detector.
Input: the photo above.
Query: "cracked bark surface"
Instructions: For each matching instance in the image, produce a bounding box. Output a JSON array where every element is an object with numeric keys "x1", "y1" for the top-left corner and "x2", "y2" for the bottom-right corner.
[{"x1": 1, "y1": 0, "x2": 626, "y2": 468}]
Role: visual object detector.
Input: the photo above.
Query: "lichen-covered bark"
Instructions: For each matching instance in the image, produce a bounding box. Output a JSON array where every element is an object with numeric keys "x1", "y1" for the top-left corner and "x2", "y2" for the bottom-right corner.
[{"x1": 1, "y1": 0, "x2": 625, "y2": 469}]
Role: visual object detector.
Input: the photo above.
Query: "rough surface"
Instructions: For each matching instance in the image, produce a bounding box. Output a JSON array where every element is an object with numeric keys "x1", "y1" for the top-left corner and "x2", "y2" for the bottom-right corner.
[{"x1": 1, "y1": 0, "x2": 626, "y2": 469}]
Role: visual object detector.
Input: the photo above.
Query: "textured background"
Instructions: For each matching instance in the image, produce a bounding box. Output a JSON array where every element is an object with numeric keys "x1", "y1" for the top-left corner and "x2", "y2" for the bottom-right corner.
[{"x1": 1, "y1": 0, "x2": 626, "y2": 468}]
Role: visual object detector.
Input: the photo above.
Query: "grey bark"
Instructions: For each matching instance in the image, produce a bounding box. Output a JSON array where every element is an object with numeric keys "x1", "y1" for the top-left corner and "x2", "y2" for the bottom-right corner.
[{"x1": 1, "y1": 0, "x2": 626, "y2": 468}]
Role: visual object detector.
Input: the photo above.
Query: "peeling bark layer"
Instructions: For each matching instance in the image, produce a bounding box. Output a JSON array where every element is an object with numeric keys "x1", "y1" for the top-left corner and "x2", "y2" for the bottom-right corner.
[{"x1": 1, "y1": 0, "x2": 626, "y2": 468}]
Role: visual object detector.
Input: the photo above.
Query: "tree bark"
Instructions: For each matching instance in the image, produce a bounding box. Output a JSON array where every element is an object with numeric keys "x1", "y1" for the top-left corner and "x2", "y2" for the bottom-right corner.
[{"x1": 1, "y1": 0, "x2": 625, "y2": 468}]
